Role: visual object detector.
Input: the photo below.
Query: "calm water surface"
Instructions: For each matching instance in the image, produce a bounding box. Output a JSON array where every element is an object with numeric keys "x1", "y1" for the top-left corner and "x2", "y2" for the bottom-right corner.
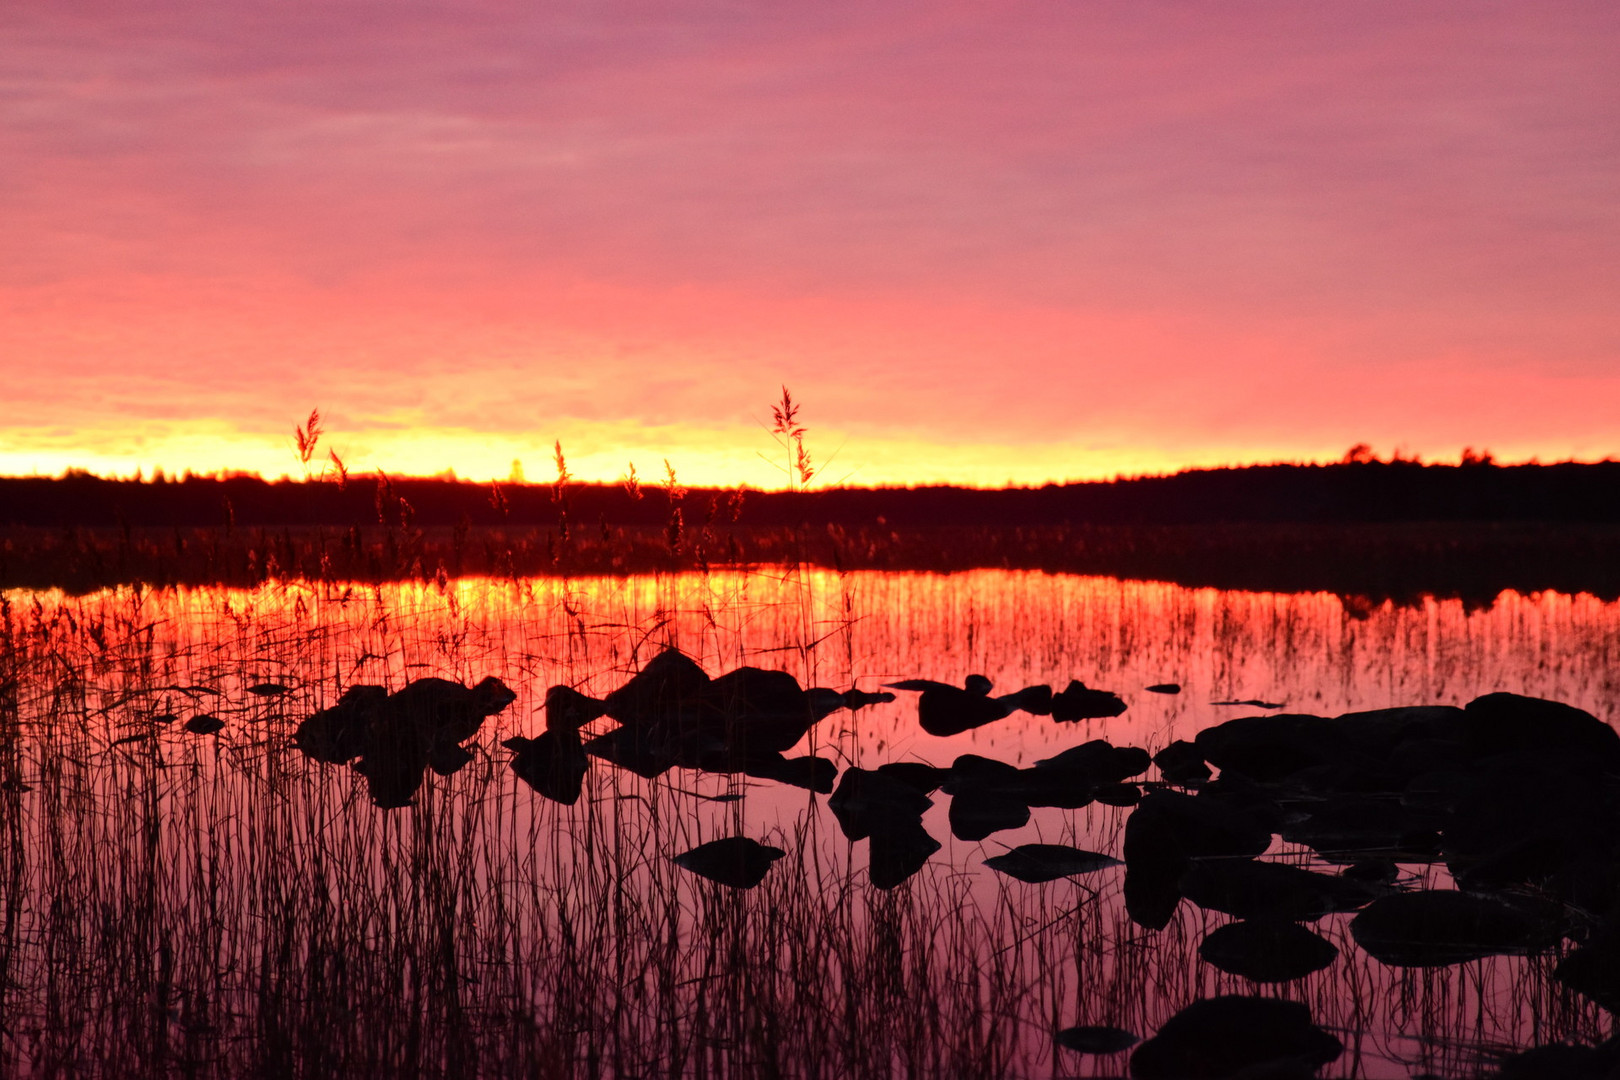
[{"x1": 4, "y1": 568, "x2": 1617, "y2": 1077}]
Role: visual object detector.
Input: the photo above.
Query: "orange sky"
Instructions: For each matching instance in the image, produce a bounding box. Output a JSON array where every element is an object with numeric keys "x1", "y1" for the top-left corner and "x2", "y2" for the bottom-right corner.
[{"x1": 3, "y1": 2, "x2": 1617, "y2": 487}]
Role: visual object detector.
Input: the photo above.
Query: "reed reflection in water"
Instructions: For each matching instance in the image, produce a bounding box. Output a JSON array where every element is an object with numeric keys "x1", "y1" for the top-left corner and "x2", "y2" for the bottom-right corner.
[{"x1": 1, "y1": 569, "x2": 1616, "y2": 1077}]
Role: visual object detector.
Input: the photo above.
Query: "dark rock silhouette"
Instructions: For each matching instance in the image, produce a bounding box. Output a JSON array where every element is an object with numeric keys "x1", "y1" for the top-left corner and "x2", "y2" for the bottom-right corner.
[
  {"x1": 1349, "y1": 890, "x2": 1559, "y2": 967},
  {"x1": 885, "y1": 676, "x2": 1052, "y2": 736},
  {"x1": 1554, "y1": 934, "x2": 1620, "y2": 1013},
  {"x1": 543, "y1": 685, "x2": 607, "y2": 731},
  {"x1": 1129, "y1": 996, "x2": 1341, "y2": 1079},
  {"x1": 1464, "y1": 692, "x2": 1620, "y2": 770},
  {"x1": 829, "y1": 768, "x2": 933, "y2": 841},
  {"x1": 1279, "y1": 795, "x2": 1442, "y2": 865},
  {"x1": 504, "y1": 730, "x2": 589, "y2": 805},
  {"x1": 1181, "y1": 859, "x2": 1375, "y2": 922},
  {"x1": 1153, "y1": 739, "x2": 1210, "y2": 785},
  {"x1": 1123, "y1": 790, "x2": 1273, "y2": 930},
  {"x1": 828, "y1": 767, "x2": 941, "y2": 888},
  {"x1": 869, "y1": 820, "x2": 942, "y2": 889},
  {"x1": 943, "y1": 755, "x2": 1032, "y2": 841},
  {"x1": 1035, "y1": 740, "x2": 1151, "y2": 784},
  {"x1": 1194, "y1": 714, "x2": 1343, "y2": 783},
  {"x1": 1055, "y1": 1025, "x2": 1138, "y2": 1054},
  {"x1": 935, "y1": 740, "x2": 1153, "y2": 833},
  {"x1": 294, "y1": 676, "x2": 516, "y2": 808},
  {"x1": 873, "y1": 760, "x2": 950, "y2": 794},
  {"x1": 1093, "y1": 781, "x2": 1142, "y2": 806},
  {"x1": 294, "y1": 685, "x2": 387, "y2": 763},
  {"x1": 602, "y1": 648, "x2": 713, "y2": 725},
  {"x1": 843, "y1": 687, "x2": 897, "y2": 710},
  {"x1": 672, "y1": 836, "x2": 785, "y2": 889},
  {"x1": 1197, "y1": 920, "x2": 1338, "y2": 982},
  {"x1": 1488, "y1": 1039, "x2": 1620, "y2": 1080},
  {"x1": 1049, "y1": 680, "x2": 1127, "y2": 722},
  {"x1": 983, "y1": 844, "x2": 1119, "y2": 883},
  {"x1": 569, "y1": 649, "x2": 856, "y2": 780},
  {"x1": 1440, "y1": 753, "x2": 1618, "y2": 895},
  {"x1": 738, "y1": 751, "x2": 838, "y2": 793}
]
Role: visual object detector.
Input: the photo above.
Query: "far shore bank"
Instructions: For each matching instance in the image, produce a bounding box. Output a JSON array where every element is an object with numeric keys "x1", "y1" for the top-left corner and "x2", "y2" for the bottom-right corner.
[{"x1": 5, "y1": 521, "x2": 1618, "y2": 604}]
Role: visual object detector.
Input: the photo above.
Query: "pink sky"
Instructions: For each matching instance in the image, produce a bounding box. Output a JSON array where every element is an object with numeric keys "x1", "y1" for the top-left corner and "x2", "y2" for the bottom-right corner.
[{"x1": 3, "y1": 1, "x2": 1616, "y2": 486}]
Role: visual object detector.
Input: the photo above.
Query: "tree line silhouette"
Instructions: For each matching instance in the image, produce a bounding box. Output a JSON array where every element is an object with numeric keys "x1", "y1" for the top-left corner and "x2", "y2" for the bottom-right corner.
[{"x1": 4, "y1": 459, "x2": 1619, "y2": 529}]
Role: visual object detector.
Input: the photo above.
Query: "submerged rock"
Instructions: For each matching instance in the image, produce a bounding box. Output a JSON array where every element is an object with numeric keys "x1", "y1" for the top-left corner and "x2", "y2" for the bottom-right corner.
[
  {"x1": 1198, "y1": 920, "x2": 1338, "y2": 983},
  {"x1": 293, "y1": 685, "x2": 386, "y2": 763},
  {"x1": 1153, "y1": 739, "x2": 1211, "y2": 785},
  {"x1": 672, "y1": 836, "x2": 786, "y2": 889},
  {"x1": 984, "y1": 844, "x2": 1120, "y2": 883},
  {"x1": 868, "y1": 820, "x2": 941, "y2": 889},
  {"x1": 1181, "y1": 858, "x2": 1375, "y2": 922},
  {"x1": 885, "y1": 676, "x2": 1049, "y2": 736},
  {"x1": 294, "y1": 676, "x2": 516, "y2": 808},
  {"x1": 1463, "y1": 692, "x2": 1620, "y2": 771},
  {"x1": 1056, "y1": 1025, "x2": 1139, "y2": 1054},
  {"x1": 829, "y1": 768, "x2": 933, "y2": 842},
  {"x1": 1349, "y1": 890, "x2": 1558, "y2": 968},
  {"x1": 505, "y1": 730, "x2": 589, "y2": 805},
  {"x1": 1130, "y1": 996, "x2": 1341, "y2": 1079},
  {"x1": 1050, "y1": 680, "x2": 1128, "y2": 722},
  {"x1": 829, "y1": 767, "x2": 941, "y2": 888},
  {"x1": 183, "y1": 714, "x2": 225, "y2": 735}
]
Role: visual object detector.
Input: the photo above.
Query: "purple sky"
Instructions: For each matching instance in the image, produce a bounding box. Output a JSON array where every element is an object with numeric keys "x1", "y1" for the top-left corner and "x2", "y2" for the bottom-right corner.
[{"x1": 3, "y1": 1, "x2": 1616, "y2": 485}]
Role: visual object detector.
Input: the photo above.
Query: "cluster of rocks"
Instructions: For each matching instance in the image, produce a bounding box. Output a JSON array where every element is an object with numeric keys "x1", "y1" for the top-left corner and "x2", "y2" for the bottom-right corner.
[
  {"x1": 292, "y1": 676, "x2": 516, "y2": 807},
  {"x1": 292, "y1": 649, "x2": 1620, "y2": 1077}
]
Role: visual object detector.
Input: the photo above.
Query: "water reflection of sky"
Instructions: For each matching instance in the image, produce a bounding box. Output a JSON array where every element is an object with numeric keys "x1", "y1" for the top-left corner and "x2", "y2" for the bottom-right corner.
[{"x1": 6, "y1": 569, "x2": 1618, "y2": 1077}]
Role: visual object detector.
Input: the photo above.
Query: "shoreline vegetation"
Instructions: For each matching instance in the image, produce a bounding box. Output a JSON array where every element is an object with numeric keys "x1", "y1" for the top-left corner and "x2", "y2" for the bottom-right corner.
[
  {"x1": 5, "y1": 521, "x2": 1620, "y2": 603},
  {"x1": 2, "y1": 460, "x2": 1619, "y2": 598}
]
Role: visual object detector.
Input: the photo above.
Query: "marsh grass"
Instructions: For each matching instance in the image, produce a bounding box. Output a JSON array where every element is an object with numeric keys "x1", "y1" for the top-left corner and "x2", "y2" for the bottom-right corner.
[{"x1": 1, "y1": 572, "x2": 1616, "y2": 1078}]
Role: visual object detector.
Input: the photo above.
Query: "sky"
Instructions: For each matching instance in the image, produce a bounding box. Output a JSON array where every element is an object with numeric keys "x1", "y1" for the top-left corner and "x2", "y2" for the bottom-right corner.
[{"x1": 2, "y1": 1, "x2": 1617, "y2": 488}]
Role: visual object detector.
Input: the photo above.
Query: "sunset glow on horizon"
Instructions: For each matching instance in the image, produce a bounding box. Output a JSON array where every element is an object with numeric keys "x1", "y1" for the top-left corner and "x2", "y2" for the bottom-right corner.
[{"x1": 4, "y1": 2, "x2": 1617, "y2": 488}]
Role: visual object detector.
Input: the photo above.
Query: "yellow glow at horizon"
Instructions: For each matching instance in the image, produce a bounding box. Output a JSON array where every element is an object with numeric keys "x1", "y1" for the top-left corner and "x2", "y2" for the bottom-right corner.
[
  {"x1": 0, "y1": 418, "x2": 1405, "y2": 489},
  {"x1": 0, "y1": 417, "x2": 1584, "y2": 488}
]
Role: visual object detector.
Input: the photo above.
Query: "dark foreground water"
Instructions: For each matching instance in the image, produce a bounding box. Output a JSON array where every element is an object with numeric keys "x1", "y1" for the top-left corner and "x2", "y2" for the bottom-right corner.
[{"x1": 2, "y1": 569, "x2": 1617, "y2": 1077}]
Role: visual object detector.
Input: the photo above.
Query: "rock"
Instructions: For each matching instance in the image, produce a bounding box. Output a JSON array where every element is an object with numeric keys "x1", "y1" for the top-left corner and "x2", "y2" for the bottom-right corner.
[
  {"x1": 672, "y1": 836, "x2": 785, "y2": 889},
  {"x1": 1050, "y1": 680, "x2": 1128, "y2": 722},
  {"x1": 1130, "y1": 996, "x2": 1341, "y2": 1079},
  {"x1": 1181, "y1": 859, "x2": 1375, "y2": 922},
  {"x1": 1056, "y1": 1025, "x2": 1139, "y2": 1054},
  {"x1": 1198, "y1": 920, "x2": 1338, "y2": 982},
  {"x1": 1349, "y1": 890, "x2": 1559, "y2": 967},
  {"x1": 543, "y1": 685, "x2": 607, "y2": 731},
  {"x1": 1464, "y1": 692, "x2": 1620, "y2": 772},
  {"x1": 184, "y1": 714, "x2": 225, "y2": 735},
  {"x1": 984, "y1": 844, "x2": 1120, "y2": 883},
  {"x1": 505, "y1": 730, "x2": 589, "y2": 805},
  {"x1": 1154, "y1": 739, "x2": 1211, "y2": 785},
  {"x1": 829, "y1": 768, "x2": 933, "y2": 841},
  {"x1": 293, "y1": 686, "x2": 386, "y2": 763},
  {"x1": 869, "y1": 820, "x2": 941, "y2": 889}
]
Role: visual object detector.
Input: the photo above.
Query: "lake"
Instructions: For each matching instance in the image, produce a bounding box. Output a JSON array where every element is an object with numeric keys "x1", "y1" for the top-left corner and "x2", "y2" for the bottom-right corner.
[{"x1": 3, "y1": 568, "x2": 1617, "y2": 1077}]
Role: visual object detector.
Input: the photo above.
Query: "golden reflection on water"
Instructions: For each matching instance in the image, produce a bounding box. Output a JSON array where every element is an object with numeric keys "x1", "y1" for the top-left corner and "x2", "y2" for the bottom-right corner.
[
  {"x1": 5, "y1": 569, "x2": 1618, "y2": 1078},
  {"x1": 18, "y1": 568, "x2": 1613, "y2": 758}
]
